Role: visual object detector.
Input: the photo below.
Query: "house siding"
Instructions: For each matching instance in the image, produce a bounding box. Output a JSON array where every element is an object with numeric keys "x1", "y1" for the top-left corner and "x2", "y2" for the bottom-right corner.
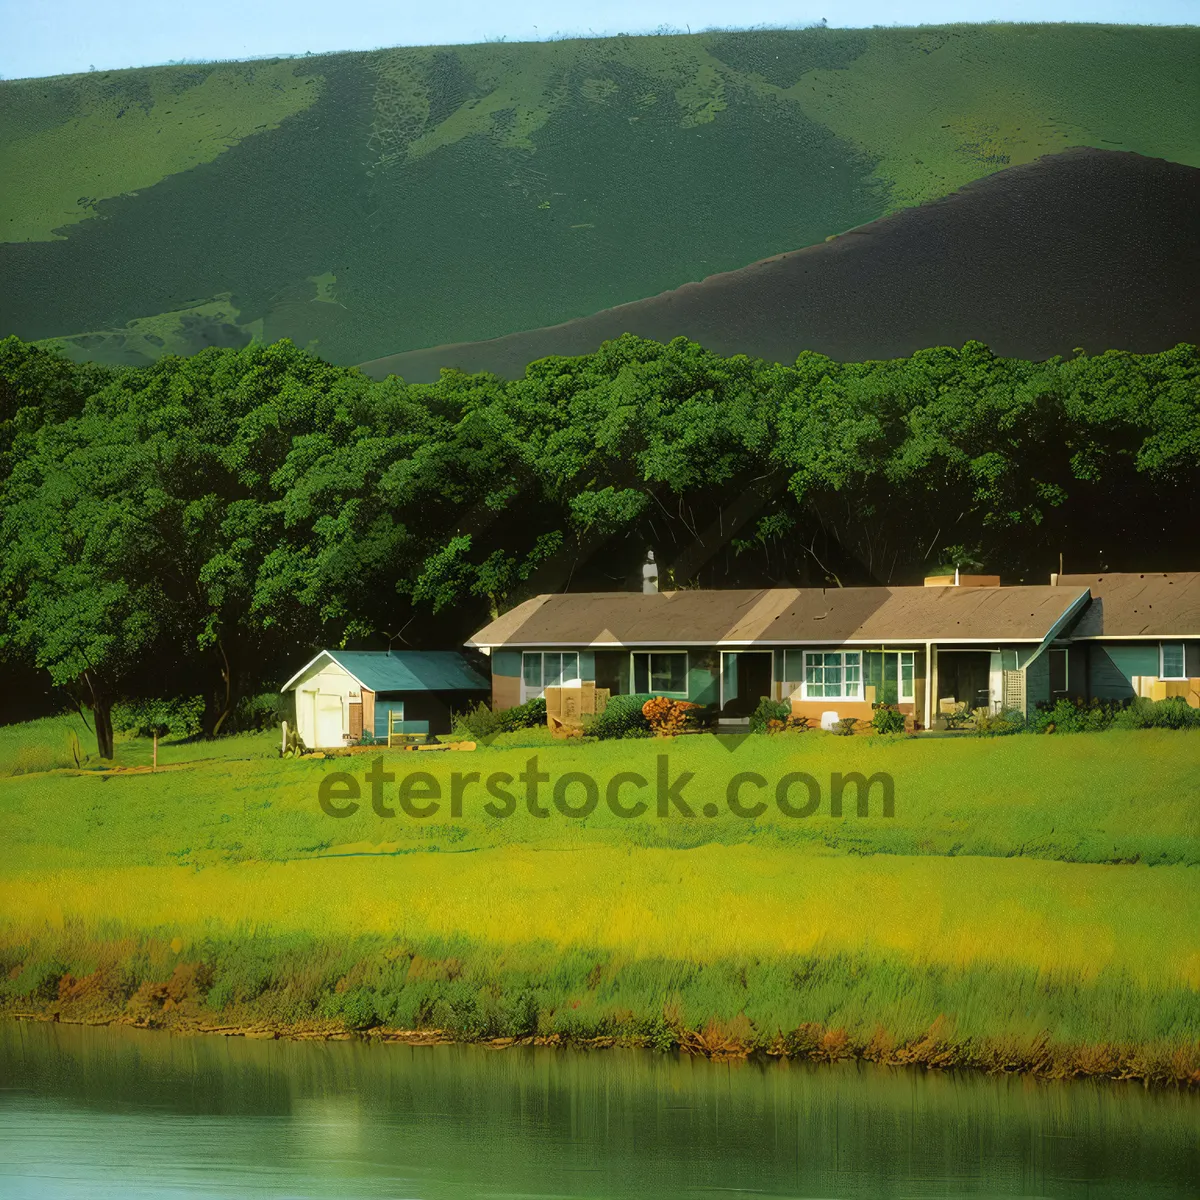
[
  {"x1": 1086, "y1": 643, "x2": 1157, "y2": 700},
  {"x1": 1024, "y1": 651, "x2": 1051, "y2": 711},
  {"x1": 371, "y1": 690, "x2": 476, "y2": 738},
  {"x1": 491, "y1": 649, "x2": 522, "y2": 709}
]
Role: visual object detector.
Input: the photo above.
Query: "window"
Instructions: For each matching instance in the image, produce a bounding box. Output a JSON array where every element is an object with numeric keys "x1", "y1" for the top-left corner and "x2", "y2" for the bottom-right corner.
[
  {"x1": 521, "y1": 652, "x2": 580, "y2": 697},
  {"x1": 1049, "y1": 648, "x2": 1069, "y2": 698},
  {"x1": 1160, "y1": 642, "x2": 1186, "y2": 681},
  {"x1": 800, "y1": 651, "x2": 862, "y2": 700},
  {"x1": 632, "y1": 651, "x2": 688, "y2": 695},
  {"x1": 785, "y1": 650, "x2": 911, "y2": 703}
]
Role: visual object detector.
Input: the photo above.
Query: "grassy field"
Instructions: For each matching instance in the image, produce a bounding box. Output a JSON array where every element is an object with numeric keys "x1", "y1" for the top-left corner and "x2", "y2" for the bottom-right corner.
[
  {"x1": 1, "y1": 716, "x2": 1198, "y2": 1081},
  {"x1": 3, "y1": 24, "x2": 1198, "y2": 366}
]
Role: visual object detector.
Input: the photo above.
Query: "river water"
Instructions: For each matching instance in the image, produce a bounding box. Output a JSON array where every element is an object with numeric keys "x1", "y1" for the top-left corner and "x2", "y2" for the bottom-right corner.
[{"x1": 0, "y1": 1021, "x2": 1196, "y2": 1198}]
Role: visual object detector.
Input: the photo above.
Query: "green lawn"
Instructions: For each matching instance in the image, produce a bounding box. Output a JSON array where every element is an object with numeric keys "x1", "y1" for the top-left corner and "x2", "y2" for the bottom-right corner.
[
  {"x1": 2, "y1": 718, "x2": 1196, "y2": 870},
  {"x1": 1, "y1": 717, "x2": 1198, "y2": 1078}
]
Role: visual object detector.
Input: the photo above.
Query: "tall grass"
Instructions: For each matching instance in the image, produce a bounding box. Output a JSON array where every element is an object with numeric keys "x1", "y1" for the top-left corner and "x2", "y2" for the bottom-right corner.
[{"x1": 3, "y1": 927, "x2": 1198, "y2": 1084}]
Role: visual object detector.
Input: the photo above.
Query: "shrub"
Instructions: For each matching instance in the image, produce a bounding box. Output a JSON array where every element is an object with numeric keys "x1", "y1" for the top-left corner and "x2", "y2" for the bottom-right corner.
[
  {"x1": 972, "y1": 708, "x2": 1027, "y2": 736},
  {"x1": 452, "y1": 701, "x2": 507, "y2": 741},
  {"x1": 1030, "y1": 698, "x2": 1121, "y2": 734},
  {"x1": 870, "y1": 703, "x2": 906, "y2": 735},
  {"x1": 230, "y1": 692, "x2": 283, "y2": 733},
  {"x1": 452, "y1": 697, "x2": 549, "y2": 741},
  {"x1": 503, "y1": 696, "x2": 547, "y2": 730},
  {"x1": 111, "y1": 696, "x2": 205, "y2": 739},
  {"x1": 833, "y1": 716, "x2": 859, "y2": 736},
  {"x1": 1114, "y1": 697, "x2": 1200, "y2": 730},
  {"x1": 642, "y1": 697, "x2": 701, "y2": 736},
  {"x1": 749, "y1": 697, "x2": 791, "y2": 733},
  {"x1": 586, "y1": 694, "x2": 654, "y2": 739}
]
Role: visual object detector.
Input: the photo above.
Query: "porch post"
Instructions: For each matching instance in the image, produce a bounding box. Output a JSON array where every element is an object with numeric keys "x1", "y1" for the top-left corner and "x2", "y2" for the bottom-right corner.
[{"x1": 924, "y1": 642, "x2": 934, "y2": 730}]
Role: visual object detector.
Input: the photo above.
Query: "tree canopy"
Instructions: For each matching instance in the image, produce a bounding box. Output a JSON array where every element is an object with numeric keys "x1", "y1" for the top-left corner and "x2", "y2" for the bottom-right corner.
[{"x1": 2, "y1": 333, "x2": 1197, "y2": 754}]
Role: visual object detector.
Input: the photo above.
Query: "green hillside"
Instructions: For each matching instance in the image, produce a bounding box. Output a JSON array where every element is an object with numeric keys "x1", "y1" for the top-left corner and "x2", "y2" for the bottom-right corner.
[{"x1": 1, "y1": 24, "x2": 1197, "y2": 367}]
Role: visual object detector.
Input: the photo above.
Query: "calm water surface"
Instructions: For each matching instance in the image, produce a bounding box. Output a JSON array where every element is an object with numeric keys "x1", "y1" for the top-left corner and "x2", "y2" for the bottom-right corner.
[{"x1": 0, "y1": 1021, "x2": 1197, "y2": 1198}]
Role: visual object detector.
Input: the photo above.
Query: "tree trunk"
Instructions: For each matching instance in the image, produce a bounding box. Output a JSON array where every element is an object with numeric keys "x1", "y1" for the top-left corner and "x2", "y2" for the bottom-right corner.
[
  {"x1": 94, "y1": 700, "x2": 115, "y2": 761},
  {"x1": 209, "y1": 638, "x2": 234, "y2": 738},
  {"x1": 79, "y1": 670, "x2": 113, "y2": 760}
]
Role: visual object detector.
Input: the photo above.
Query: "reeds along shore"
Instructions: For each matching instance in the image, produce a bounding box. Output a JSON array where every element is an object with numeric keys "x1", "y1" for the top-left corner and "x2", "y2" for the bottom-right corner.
[{"x1": 3, "y1": 932, "x2": 1198, "y2": 1089}]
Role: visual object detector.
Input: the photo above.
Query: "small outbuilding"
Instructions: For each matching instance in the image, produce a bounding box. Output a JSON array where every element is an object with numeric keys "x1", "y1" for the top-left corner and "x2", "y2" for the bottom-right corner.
[{"x1": 281, "y1": 650, "x2": 490, "y2": 749}]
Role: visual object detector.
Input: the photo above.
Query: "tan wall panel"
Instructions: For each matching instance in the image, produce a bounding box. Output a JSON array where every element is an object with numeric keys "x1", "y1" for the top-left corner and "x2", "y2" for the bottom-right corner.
[{"x1": 492, "y1": 673, "x2": 521, "y2": 710}]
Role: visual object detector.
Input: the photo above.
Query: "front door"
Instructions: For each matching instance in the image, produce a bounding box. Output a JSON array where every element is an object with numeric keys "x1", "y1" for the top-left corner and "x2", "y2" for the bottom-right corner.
[
  {"x1": 315, "y1": 696, "x2": 344, "y2": 747},
  {"x1": 720, "y1": 652, "x2": 773, "y2": 716},
  {"x1": 937, "y1": 652, "x2": 992, "y2": 712}
]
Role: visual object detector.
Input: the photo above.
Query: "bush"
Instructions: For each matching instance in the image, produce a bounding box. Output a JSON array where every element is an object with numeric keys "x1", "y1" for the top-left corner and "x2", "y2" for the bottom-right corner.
[
  {"x1": 972, "y1": 708, "x2": 1027, "y2": 736},
  {"x1": 230, "y1": 692, "x2": 283, "y2": 733},
  {"x1": 1114, "y1": 697, "x2": 1200, "y2": 730},
  {"x1": 749, "y1": 697, "x2": 791, "y2": 733},
  {"x1": 870, "y1": 703, "x2": 906, "y2": 735},
  {"x1": 642, "y1": 697, "x2": 701, "y2": 736},
  {"x1": 452, "y1": 697, "x2": 548, "y2": 741},
  {"x1": 1030, "y1": 698, "x2": 1121, "y2": 734},
  {"x1": 111, "y1": 696, "x2": 205, "y2": 739},
  {"x1": 586, "y1": 694, "x2": 654, "y2": 739},
  {"x1": 503, "y1": 696, "x2": 547, "y2": 730}
]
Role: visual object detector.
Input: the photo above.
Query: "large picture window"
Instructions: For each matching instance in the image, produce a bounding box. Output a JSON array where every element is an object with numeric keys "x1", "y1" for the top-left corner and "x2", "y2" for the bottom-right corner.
[
  {"x1": 1160, "y1": 642, "x2": 1186, "y2": 680},
  {"x1": 783, "y1": 649, "x2": 914, "y2": 702},
  {"x1": 632, "y1": 651, "x2": 688, "y2": 695},
  {"x1": 521, "y1": 652, "x2": 580, "y2": 697},
  {"x1": 797, "y1": 651, "x2": 862, "y2": 700}
]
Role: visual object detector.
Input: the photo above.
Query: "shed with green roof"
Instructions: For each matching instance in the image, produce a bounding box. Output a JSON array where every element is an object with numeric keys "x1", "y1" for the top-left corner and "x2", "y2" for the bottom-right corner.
[{"x1": 281, "y1": 650, "x2": 489, "y2": 749}]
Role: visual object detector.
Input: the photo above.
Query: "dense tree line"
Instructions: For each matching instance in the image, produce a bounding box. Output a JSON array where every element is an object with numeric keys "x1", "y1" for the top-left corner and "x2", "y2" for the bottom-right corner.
[{"x1": 2, "y1": 333, "x2": 1197, "y2": 755}]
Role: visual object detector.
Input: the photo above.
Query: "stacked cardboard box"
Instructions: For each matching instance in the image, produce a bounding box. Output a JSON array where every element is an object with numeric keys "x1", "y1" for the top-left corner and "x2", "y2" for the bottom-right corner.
[{"x1": 543, "y1": 683, "x2": 611, "y2": 737}]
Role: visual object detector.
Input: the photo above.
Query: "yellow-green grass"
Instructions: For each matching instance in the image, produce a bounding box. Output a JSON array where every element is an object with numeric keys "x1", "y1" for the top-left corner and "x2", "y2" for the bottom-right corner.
[
  {"x1": 5, "y1": 846, "x2": 1198, "y2": 988},
  {"x1": 2, "y1": 717, "x2": 1197, "y2": 1073}
]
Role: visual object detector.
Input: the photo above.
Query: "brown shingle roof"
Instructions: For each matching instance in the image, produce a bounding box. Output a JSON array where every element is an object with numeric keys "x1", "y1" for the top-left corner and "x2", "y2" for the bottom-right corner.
[
  {"x1": 1059, "y1": 573, "x2": 1200, "y2": 637},
  {"x1": 468, "y1": 585, "x2": 1089, "y2": 647}
]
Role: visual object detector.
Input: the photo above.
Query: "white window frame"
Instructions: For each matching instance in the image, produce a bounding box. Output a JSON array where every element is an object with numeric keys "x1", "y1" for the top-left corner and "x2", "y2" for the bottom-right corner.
[
  {"x1": 785, "y1": 650, "x2": 914, "y2": 703},
  {"x1": 521, "y1": 651, "x2": 581, "y2": 701},
  {"x1": 631, "y1": 650, "x2": 690, "y2": 697},
  {"x1": 1160, "y1": 642, "x2": 1186, "y2": 681},
  {"x1": 799, "y1": 650, "x2": 862, "y2": 701}
]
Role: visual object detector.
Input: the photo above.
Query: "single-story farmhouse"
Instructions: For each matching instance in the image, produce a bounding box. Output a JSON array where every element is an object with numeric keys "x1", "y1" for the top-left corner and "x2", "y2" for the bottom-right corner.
[
  {"x1": 281, "y1": 650, "x2": 489, "y2": 749},
  {"x1": 466, "y1": 572, "x2": 1200, "y2": 728}
]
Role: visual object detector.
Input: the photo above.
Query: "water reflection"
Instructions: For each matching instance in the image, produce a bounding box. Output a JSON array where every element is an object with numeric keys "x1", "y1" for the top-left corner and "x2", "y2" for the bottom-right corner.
[{"x1": 0, "y1": 1021, "x2": 1197, "y2": 1198}]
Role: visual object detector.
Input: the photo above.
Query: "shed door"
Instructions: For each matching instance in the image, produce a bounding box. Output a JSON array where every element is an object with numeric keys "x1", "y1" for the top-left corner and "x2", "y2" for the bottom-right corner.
[
  {"x1": 348, "y1": 701, "x2": 363, "y2": 740},
  {"x1": 315, "y1": 696, "x2": 344, "y2": 748}
]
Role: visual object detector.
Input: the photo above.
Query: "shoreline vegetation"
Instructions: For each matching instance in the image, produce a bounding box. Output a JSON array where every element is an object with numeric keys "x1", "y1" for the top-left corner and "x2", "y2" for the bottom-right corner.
[
  {"x1": 2, "y1": 721, "x2": 1198, "y2": 1090},
  {"x1": 3, "y1": 938, "x2": 1198, "y2": 1089}
]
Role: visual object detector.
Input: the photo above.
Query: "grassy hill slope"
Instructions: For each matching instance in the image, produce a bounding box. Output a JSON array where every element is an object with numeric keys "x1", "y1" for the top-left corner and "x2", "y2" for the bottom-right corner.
[{"x1": 1, "y1": 24, "x2": 1197, "y2": 367}]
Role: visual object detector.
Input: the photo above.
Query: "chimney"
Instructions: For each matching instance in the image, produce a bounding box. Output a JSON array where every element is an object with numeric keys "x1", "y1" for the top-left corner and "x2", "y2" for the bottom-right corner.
[{"x1": 642, "y1": 549, "x2": 659, "y2": 594}]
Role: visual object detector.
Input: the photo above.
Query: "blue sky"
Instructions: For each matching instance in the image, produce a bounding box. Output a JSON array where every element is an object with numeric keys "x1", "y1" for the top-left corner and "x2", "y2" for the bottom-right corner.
[{"x1": 1, "y1": 0, "x2": 1195, "y2": 80}]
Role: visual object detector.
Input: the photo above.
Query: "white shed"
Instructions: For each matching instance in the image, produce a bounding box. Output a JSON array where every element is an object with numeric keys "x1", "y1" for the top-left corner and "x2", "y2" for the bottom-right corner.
[{"x1": 281, "y1": 650, "x2": 491, "y2": 749}]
